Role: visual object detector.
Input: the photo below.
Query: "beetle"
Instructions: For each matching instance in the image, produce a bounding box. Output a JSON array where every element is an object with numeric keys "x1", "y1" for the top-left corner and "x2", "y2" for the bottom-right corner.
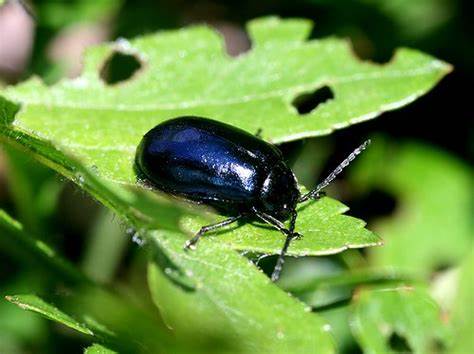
[{"x1": 135, "y1": 116, "x2": 370, "y2": 281}]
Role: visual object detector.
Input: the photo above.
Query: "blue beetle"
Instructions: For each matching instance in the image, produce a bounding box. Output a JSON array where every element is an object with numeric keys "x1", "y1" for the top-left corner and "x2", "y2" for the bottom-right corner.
[{"x1": 135, "y1": 116, "x2": 369, "y2": 280}]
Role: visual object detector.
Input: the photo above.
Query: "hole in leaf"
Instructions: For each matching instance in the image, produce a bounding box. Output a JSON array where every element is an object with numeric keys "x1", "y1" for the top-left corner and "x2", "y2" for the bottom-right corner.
[
  {"x1": 292, "y1": 86, "x2": 334, "y2": 114},
  {"x1": 100, "y1": 51, "x2": 142, "y2": 85},
  {"x1": 388, "y1": 332, "x2": 412, "y2": 353}
]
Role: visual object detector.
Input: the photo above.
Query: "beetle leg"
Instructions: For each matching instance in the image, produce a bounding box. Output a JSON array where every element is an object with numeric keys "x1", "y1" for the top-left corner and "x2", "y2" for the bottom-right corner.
[
  {"x1": 255, "y1": 128, "x2": 263, "y2": 138},
  {"x1": 184, "y1": 215, "x2": 242, "y2": 250},
  {"x1": 253, "y1": 210, "x2": 295, "y2": 237},
  {"x1": 253, "y1": 209, "x2": 300, "y2": 281},
  {"x1": 271, "y1": 210, "x2": 298, "y2": 282}
]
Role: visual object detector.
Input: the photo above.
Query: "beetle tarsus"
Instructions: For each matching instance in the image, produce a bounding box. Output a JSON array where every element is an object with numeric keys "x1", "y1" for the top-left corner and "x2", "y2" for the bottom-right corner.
[
  {"x1": 291, "y1": 232, "x2": 303, "y2": 240},
  {"x1": 183, "y1": 215, "x2": 242, "y2": 251},
  {"x1": 183, "y1": 237, "x2": 199, "y2": 250}
]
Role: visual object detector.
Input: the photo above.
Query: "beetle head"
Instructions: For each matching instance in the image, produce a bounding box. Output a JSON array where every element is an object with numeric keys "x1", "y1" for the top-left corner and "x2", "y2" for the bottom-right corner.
[{"x1": 260, "y1": 161, "x2": 300, "y2": 221}]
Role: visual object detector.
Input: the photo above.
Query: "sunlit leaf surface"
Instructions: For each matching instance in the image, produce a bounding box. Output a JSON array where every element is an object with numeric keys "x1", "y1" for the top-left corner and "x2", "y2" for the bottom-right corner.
[{"x1": 84, "y1": 344, "x2": 117, "y2": 354}]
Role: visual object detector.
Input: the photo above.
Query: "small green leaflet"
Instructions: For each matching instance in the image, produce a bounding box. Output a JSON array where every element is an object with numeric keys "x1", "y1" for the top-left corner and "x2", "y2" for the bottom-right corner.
[
  {"x1": 5, "y1": 294, "x2": 93, "y2": 336},
  {"x1": 351, "y1": 287, "x2": 452, "y2": 353},
  {"x1": 84, "y1": 344, "x2": 117, "y2": 354}
]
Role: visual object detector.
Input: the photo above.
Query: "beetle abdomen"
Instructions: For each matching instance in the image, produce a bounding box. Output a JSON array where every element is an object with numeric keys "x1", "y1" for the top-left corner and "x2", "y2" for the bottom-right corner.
[{"x1": 135, "y1": 116, "x2": 282, "y2": 211}]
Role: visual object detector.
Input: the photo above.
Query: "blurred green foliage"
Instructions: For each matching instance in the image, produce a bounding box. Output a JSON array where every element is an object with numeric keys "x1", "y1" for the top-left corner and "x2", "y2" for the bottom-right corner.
[
  {"x1": 351, "y1": 139, "x2": 472, "y2": 276},
  {"x1": 351, "y1": 286, "x2": 451, "y2": 353}
]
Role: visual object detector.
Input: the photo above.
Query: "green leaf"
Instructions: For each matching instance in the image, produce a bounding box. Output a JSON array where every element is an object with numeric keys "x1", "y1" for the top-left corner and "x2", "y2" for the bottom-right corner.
[
  {"x1": 449, "y1": 250, "x2": 474, "y2": 354},
  {"x1": 182, "y1": 196, "x2": 381, "y2": 256},
  {"x1": 0, "y1": 209, "x2": 90, "y2": 284},
  {"x1": 0, "y1": 211, "x2": 172, "y2": 352},
  {"x1": 5, "y1": 288, "x2": 162, "y2": 353},
  {"x1": 148, "y1": 258, "x2": 237, "y2": 349},
  {"x1": 351, "y1": 140, "x2": 473, "y2": 276},
  {"x1": 85, "y1": 344, "x2": 117, "y2": 354},
  {"x1": 3, "y1": 145, "x2": 61, "y2": 234},
  {"x1": 362, "y1": 0, "x2": 453, "y2": 38},
  {"x1": 1, "y1": 17, "x2": 449, "y2": 186},
  {"x1": 81, "y1": 208, "x2": 128, "y2": 283},
  {"x1": 0, "y1": 275, "x2": 49, "y2": 354},
  {"x1": 350, "y1": 287, "x2": 451, "y2": 354},
  {"x1": 0, "y1": 18, "x2": 450, "y2": 352},
  {"x1": 0, "y1": 17, "x2": 387, "y2": 256},
  {"x1": 148, "y1": 230, "x2": 335, "y2": 353},
  {"x1": 64, "y1": 285, "x2": 176, "y2": 353},
  {"x1": 37, "y1": 0, "x2": 123, "y2": 29},
  {"x1": 281, "y1": 266, "x2": 413, "y2": 296},
  {"x1": 5, "y1": 294, "x2": 94, "y2": 336}
]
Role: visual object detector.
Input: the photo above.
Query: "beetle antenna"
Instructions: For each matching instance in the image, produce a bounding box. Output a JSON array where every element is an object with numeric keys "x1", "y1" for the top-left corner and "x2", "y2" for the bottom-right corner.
[
  {"x1": 271, "y1": 210, "x2": 298, "y2": 282},
  {"x1": 299, "y1": 139, "x2": 371, "y2": 203}
]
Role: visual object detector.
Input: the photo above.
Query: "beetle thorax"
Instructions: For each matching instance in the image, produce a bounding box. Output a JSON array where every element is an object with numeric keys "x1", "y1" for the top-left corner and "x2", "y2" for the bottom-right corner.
[{"x1": 259, "y1": 161, "x2": 300, "y2": 221}]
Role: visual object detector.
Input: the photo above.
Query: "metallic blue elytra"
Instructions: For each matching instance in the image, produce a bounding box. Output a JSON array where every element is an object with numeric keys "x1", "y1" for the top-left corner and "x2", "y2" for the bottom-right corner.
[
  {"x1": 135, "y1": 116, "x2": 371, "y2": 281},
  {"x1": 135, "y1": 116, "x2": 299, "y2": 220}
]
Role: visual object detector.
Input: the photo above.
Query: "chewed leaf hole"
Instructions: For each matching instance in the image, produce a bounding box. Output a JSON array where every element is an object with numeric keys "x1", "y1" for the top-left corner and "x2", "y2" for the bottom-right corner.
[
  {"x1": 388, "y1": 332, "x2": 412, "y2": 353},
  {"x1": 292, "y1": 86, "x2": 334, "y2": 115},
  {"x1": 100, "y1": 51, "x2": 142, "y2": 85}
]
